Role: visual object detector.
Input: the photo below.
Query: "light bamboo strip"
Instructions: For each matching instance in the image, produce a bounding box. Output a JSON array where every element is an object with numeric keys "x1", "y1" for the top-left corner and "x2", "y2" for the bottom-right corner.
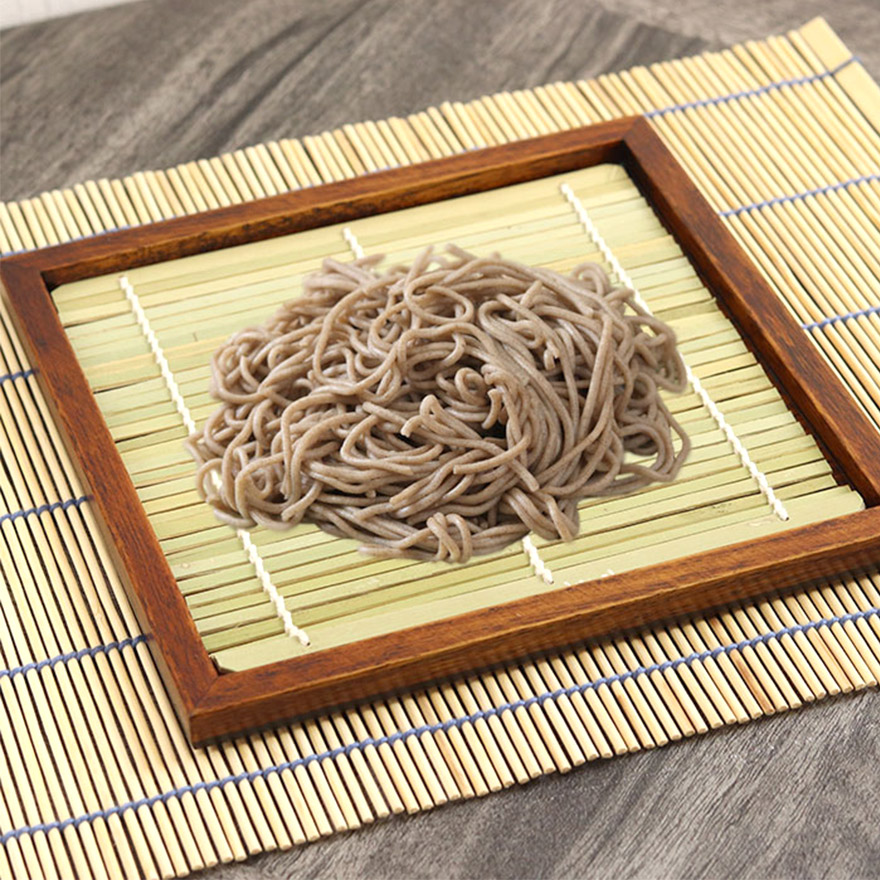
[{"x1": 0, "y1": 204, "x2": 24, "y2": 252}]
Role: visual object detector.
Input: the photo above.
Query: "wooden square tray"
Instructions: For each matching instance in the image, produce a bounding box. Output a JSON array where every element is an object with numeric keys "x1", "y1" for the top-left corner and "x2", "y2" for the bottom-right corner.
[{"x1": 3, "y1": 116, "x2": 880, "y2": 745}]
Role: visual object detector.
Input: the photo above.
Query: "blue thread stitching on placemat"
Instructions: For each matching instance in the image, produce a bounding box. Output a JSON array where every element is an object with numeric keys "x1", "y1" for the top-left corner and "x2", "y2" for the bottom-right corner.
[
  {"x1": 3, "y1": 604, "x2": 876, "y2": 844},
  {"x1": 0, "y1": 636, "x2": 148, "y2": 682},
  {"x1": 720, "y1": 172, "x2": 880, "y2": 217},
  {"x1": 0, "y1": 495, "x2": 89, "y2": 529},
  {"x1": 803, "y1": 303, "x2": 880, "y2": 331},
  {"x1": 721, "y1": 171, "x2": 880, "y2": 331},
  {"x1": 645, "y1": 56, "x2": 859, "y2": 119},
  {"x1": 0, "y1": 368, "x2": 36, "y2": 386}
]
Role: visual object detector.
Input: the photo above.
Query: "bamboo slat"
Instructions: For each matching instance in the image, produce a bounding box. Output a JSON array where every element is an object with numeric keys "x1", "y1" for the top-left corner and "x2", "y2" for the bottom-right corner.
[{"x1": 0, "y1": 17, "x2": 878, "y2": 880}]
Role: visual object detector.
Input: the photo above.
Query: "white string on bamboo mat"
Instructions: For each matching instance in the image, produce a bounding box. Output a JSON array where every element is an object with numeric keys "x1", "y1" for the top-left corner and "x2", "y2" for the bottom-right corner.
[
  {"x1": 343, "y1": 226, "x2": 555, "y2": 583},
  {"x1": 343, "y1": 226, "x2": 365, "y2": 259},
  {"x1": 119, "y1": 274, "x2": 310, "y2": 645},
  {"x1": 522, "y1": 534, "x2": 554, "y2": 584},
  {"x1": 560, "y1": 183, "x2": 790, "y2": 522}
]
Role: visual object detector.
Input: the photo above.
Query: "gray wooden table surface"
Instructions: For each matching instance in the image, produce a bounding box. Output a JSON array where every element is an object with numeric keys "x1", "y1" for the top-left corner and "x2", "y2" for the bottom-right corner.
[{"x1": 2, "y1": 1, "x2": 879, "y2": 877}]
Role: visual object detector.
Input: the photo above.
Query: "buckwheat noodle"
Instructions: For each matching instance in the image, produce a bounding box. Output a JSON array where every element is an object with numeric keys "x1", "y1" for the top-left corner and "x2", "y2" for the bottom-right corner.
[{"x1": 187, "y1": 246, "x2": 690, "y2": 562}]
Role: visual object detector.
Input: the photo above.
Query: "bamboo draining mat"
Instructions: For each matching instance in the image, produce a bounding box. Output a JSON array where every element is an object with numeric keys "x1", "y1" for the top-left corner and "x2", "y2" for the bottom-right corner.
[
  {"x1": 51, "y1": 163, "x2": 864, "y2": 668},
  {"x1": 1, "y1": 16, "x2": 880, "y2": 880}
]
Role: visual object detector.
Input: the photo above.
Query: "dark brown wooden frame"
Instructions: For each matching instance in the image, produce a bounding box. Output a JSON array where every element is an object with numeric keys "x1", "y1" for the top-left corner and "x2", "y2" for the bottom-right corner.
[{"x1": 3, "y1": 117, "x2": 880, "y2": 745}]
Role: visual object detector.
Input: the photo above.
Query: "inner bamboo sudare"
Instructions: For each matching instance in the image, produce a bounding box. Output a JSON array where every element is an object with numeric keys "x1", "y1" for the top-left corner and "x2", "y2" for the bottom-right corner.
[{"x1": 187, "y1": 246, "x2": 690, "y2": 562}]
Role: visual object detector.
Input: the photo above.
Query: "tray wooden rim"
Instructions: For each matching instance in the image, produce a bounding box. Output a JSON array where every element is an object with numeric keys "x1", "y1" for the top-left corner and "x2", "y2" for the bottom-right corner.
[{"x1": 3, "y1": 117, "x2": 880, "y2": 745}]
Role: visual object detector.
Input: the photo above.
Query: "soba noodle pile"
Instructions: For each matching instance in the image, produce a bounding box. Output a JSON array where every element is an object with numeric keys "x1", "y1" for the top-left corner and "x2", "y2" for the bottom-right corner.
[{"x1": 187, "y1": 246, "x2": 690, "y2": 562}]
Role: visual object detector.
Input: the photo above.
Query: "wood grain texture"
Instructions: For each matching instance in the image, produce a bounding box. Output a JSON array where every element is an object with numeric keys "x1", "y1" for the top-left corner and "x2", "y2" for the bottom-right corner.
[
  {"x1": 0, "y1": 0, "x2": 712, "y2": 201},
  {"x1": 2, "y1": 0, "x2": 879, "y2": 877},
  {"x1": 1, "y1": 0, "x2": 877, "y2": 206}
]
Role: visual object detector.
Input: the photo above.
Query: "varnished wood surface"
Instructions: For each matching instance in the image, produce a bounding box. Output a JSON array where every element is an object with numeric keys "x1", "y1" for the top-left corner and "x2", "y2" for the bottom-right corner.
[{"x1": 2, "y1": 1, "x2": 879, "y2": 877}]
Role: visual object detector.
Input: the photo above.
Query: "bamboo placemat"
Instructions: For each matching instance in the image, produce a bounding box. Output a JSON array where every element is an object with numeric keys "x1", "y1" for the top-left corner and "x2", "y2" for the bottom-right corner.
[{"x1": 1, "y1": 15, "x2": 879, "y2": 880}]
